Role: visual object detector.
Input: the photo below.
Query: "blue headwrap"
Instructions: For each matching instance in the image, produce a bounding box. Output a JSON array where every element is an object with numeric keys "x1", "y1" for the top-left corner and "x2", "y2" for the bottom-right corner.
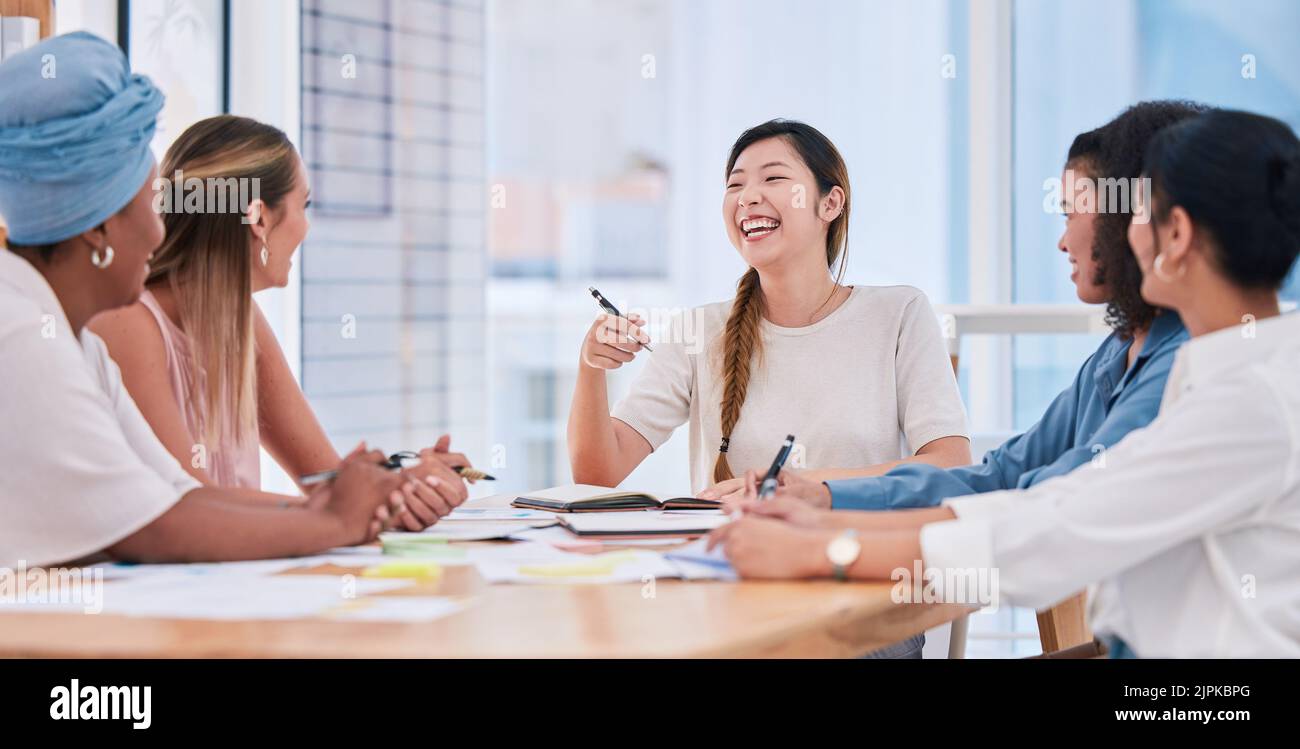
[{"x1": 0, "y1": 31, "x2": 164, "y2": 246}]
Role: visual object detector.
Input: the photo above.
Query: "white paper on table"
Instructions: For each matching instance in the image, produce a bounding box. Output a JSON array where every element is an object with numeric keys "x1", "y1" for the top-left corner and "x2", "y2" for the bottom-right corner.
[
  {"x1": 559, "y1": 511, "x2": 730, "y2": 536},
  {"x1": 665, "y1": 538, "x2": 739, "y2": 581},
  {"x1": 89, "y1": 558, "x2": 312, "y2": 581},
  {"x1": 298, "y1": 548, "x2": 396, "y2": 568},
  {"x1": 445, "y1": 507, "x2": 557, "y2": 521},
  {"x1": 385, "y1": 521, "x2": 555, "y2": 543},
  {"x1": 90, "y1": 574, "x2": 411, "y2": 620},
  {"x1": 324, "y1": 596, "x2": 462, "y2": 622},
  {"x1": 474, "y1": 548, "x2": 683, "y2": 585},
  {"x1": 462, "y1": 541, "x2": 575, "y2": 566},
  {"x1": 509, "y1": 525, "x2": 685, "y2": 548},
  {"x1": 309, "y1": 541, "x2": 568, "y2": 570}
]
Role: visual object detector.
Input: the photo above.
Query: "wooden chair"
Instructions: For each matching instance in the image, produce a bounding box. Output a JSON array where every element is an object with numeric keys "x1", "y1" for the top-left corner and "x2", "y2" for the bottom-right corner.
[
  {"x1": 0, "y1": 0, "x2": 55, "y2": 250},
  {"x1": 0, "y1": 0, "x2": 54, "y2": 37}
]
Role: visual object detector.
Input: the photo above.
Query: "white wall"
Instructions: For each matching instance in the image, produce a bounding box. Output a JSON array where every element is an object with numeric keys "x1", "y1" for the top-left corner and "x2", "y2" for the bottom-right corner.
[{"x1": 53, "y1": 0, "x2": 118, "y2": 40}]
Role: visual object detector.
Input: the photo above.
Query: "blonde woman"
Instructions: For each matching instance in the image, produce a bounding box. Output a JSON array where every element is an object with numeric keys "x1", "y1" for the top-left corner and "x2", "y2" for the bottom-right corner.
[{"x1": 90, "y1": 115, "x2": 473, "y2": 531}]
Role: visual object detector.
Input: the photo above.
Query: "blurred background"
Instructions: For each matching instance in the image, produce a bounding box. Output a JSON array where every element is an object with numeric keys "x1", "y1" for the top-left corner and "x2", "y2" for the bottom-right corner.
[{"x1": 31, "y1": 0, "x2": 1300, "y2": 655}]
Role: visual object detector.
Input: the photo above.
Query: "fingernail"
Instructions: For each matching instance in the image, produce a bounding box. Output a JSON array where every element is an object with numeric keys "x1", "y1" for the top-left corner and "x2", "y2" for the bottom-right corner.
[{"x1": 424, "y1": 475, "x2": 440, "y2": 487}]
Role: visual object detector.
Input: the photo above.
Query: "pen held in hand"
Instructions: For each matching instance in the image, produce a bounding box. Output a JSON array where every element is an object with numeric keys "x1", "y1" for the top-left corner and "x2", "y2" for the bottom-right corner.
[
  {"x1": 589, "y1": 286, "x2": 653, "y2": 352},
  {"x1": 453, "y1": 466, "x2": 496, "y2": 482},
  {"x1": 757, "y1": 434, "x2": 796, "y2": 501}
]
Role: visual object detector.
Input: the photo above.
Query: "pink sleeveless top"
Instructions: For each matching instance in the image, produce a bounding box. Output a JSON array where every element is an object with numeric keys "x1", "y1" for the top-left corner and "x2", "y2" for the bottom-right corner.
[{"x1": 138, "y1": 290, "x2": 262, "y2": 490}]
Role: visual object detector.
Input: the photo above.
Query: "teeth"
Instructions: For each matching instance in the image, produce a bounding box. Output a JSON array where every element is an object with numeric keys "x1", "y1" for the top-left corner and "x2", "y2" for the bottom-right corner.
[{"x1": 742, "y1": 218, "x2": 779, "y2": 233}]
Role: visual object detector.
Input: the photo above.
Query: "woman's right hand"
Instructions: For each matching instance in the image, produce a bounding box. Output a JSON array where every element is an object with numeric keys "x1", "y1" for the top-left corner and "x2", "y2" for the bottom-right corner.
[
  {"x1": 324, "y1": 448, "x2": 404, "y2": 544},
  {"x1": 580, "y1": 313, "x2": 650, "y2": 370}
]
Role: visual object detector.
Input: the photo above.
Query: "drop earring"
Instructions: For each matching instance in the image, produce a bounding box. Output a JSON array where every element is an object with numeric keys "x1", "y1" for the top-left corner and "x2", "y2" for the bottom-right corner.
[
  {"x1": 91, "y1": 246, "x2": 115, "y2": 269},
  {"x1": 260, "y1": 246, "x2": 270, "y2": 267}
]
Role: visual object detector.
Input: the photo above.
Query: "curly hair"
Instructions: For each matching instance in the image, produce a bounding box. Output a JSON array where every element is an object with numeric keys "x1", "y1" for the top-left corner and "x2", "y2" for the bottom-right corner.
[{"x1": 1066, "y1": 100, "x2": 1210, "y2": 338}]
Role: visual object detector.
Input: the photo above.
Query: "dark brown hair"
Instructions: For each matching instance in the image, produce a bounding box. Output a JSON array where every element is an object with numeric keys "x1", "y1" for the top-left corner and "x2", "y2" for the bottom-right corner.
[
  {"x1": 714, "y1": 119, "x2": 850, "y2": 482},
  {"x1": 1065, "y1": 100, "x2": 1209, "y2": 337}
]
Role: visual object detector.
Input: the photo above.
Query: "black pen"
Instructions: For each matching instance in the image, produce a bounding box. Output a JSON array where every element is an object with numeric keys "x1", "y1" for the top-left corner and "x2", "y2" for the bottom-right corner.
[
  {"x1": 300, "y1": 452, "x2": 495, "y2": 487},
  {"x1": 758, "y1": 434, "x2": 796, "y2": 500},
  {"x1": 589, "y1": 286, "x2": 653, "y2": 352}
]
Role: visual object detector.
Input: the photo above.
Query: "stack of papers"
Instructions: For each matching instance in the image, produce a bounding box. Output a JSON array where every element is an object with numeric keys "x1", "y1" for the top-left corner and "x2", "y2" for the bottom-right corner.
[{"x1": 558, "y1": 510, "x2": 730, "y2": 538}]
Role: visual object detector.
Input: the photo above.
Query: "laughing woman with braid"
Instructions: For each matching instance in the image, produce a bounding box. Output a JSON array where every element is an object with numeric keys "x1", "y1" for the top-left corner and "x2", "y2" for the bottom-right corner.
[{"x1": 567, "y1": 120, "x2": 971, "y2": 531}]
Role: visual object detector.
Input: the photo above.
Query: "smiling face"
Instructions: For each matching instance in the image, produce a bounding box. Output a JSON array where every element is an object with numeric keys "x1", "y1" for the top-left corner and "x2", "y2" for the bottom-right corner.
[
  {"x1": 723, "y1": 136, "x2": 840, "y2": 272},
  {"x1": 1057, "y1": 163, "x2": 1108, "y2": 304},
  {"x1": 249, "y1": 155, "x2": 311, "y2": 292}
]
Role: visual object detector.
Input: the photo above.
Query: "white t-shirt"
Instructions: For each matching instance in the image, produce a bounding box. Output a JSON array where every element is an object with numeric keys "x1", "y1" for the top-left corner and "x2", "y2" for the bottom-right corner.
[
  {"x1": 611, "y1": 285, "x2": 969, "y2": 494},
  {"x1": 0, "y1": 251, "x2": 199, "y2": 567}
]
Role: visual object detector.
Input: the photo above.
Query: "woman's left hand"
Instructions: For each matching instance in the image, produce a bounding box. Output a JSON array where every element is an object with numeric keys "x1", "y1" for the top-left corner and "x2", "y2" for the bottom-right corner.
[
  {"x1": 391, "y1": 435, "x2": 473, "y2": 530},
  {"x1": 420, "y1": 434, "x2": 476, "y2": 478}
]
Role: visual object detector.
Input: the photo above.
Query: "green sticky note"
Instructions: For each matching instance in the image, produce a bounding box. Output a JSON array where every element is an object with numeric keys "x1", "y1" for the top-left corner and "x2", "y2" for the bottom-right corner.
[{"x1": 381, "y1": 536, "x2": 466, "y2": 559}]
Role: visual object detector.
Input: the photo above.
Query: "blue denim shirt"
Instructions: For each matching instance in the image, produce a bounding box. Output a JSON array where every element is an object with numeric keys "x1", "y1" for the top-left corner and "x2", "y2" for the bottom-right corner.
[{"x1": 827, "y1": 312, "x2": 1188, "y2": 510}]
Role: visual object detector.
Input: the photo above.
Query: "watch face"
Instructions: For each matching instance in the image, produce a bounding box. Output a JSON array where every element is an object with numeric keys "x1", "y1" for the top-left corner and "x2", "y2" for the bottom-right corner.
[{"x1": 827, "y1": 534, "x2": 861, "y2": 567}]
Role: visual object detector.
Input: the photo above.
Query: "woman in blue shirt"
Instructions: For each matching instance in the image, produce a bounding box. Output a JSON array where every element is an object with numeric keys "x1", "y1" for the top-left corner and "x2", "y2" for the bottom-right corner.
[{"x1": 703, "y1": 100, "x2": 1207, "y2": 513}]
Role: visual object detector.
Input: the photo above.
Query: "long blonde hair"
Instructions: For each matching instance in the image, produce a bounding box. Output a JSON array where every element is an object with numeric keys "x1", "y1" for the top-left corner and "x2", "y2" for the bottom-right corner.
[
  {"x1": 147, "y1": 115, "x2": 299, "y2": 449},
  {"x1": 713, "y1": 120, "x2": 851, "y2": 482}
]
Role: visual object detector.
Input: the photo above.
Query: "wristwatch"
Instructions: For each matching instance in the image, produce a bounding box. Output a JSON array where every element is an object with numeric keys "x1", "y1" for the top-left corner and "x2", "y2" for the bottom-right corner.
[{"x1": 826, "y1": 529, "x2": 861, "y2": 582}]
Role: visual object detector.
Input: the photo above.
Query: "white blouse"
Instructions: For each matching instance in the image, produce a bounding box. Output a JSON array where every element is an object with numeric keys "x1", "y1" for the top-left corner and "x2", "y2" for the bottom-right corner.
[
  {"x1": 921, "y1": 312, "x2": 1300, "y2": 657},
  {"x1": 0, "y1": 251, "x2": 199, "y2": 567},
  {"x1": 611, "y1": 285, "x2": 969, "y2": 494}
]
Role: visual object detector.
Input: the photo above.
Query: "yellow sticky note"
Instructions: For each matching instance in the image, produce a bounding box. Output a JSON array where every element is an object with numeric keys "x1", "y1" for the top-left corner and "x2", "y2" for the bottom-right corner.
[
  {"x1": 518, "y1": 551, "x2": 637, "y2": 578},
  {"x1": 362, "y1": 561, "x2": 443, "y2": 580}
]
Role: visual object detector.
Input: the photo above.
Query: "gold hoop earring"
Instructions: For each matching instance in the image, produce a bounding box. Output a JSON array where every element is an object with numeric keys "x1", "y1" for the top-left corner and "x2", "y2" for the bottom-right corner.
[
  {"x1": 90, "y1": 246, "x2": 115, "y2": 269},
  {"x1": 1153, "y1": 253, "x2": 1185, "y2": 283}
]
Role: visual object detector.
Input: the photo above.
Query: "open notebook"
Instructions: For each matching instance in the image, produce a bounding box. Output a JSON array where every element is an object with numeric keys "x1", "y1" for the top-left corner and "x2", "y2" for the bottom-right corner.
[{"x1": 512, "y1": 484, "x2": 721, "y2": 513}]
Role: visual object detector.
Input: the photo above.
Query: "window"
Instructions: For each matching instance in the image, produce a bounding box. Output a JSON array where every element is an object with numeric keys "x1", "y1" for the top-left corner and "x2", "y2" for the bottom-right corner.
[
  {"x1": 485, "y1": 0, "x2": 973, "y2": 495},
  {"x1": 1012, "y1": 0, "x2": 1300, "y2": 428},
  {"x1": 298, "y1": 0, "x2": 489, "y2": 457}
]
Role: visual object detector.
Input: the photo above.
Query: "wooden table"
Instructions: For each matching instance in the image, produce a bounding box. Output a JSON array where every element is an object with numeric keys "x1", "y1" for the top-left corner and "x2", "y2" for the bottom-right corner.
[{"x1": 0, "y1": 497, "x2": 974, "y2": 658}]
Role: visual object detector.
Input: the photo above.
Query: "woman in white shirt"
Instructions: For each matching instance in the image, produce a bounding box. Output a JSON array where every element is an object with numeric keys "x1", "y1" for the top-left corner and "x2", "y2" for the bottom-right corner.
[
  {"x1": 0, "y1": 33, "x2": 411, "y2": 567},
  {"x1": 711, "y1": 108, "x2": 1300, "y2": 658},
  {"x1": 567, "y1": 120, "x2": 971, "y2": 496}
]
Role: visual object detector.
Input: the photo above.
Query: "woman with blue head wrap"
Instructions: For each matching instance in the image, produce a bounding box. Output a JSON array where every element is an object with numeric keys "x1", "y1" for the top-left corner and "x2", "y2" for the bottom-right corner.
[
  {"x1": 0, "y1": 30, "x2": 166, "y2": 325},
  {"x1": 0, "y1": 33, "x2": 403, "y2": 566}
]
